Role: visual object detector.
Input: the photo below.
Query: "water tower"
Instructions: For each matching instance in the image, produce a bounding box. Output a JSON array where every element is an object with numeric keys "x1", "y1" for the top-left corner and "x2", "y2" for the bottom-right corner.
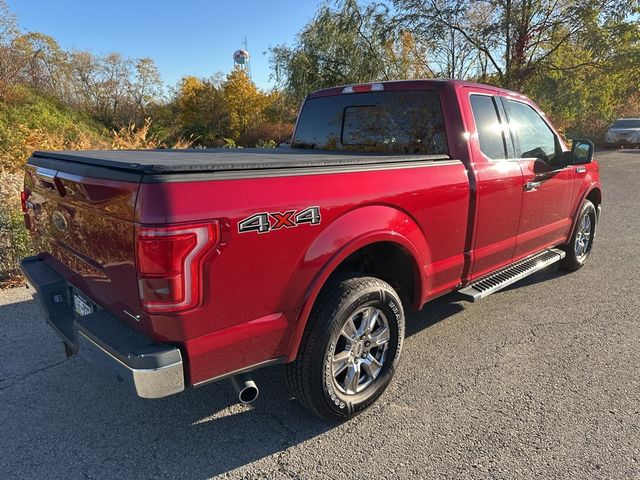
[{"x1": 233, "y1": 37, "x2": 251, "y2": 78}]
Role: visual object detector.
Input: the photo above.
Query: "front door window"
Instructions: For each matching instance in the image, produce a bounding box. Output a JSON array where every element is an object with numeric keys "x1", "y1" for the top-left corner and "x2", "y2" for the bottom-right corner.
[{"x1": 506, "y1": 100, "x2": 558, "y2": 165}]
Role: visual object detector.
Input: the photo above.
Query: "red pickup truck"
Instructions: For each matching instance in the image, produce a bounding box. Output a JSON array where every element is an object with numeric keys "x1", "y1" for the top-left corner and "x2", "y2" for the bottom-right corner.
[{"x1": 21, "y1": 79, "x2": 601, "y2": 420}]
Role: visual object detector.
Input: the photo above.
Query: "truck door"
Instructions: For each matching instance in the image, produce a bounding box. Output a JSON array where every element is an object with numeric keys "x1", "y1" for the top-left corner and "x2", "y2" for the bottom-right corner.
[
  {"x1": 500, "y1": 98, "x2": 574, "y2": 260},
  {"x1": 466, "y1": 91, "x2": 524, "y2": 280}
]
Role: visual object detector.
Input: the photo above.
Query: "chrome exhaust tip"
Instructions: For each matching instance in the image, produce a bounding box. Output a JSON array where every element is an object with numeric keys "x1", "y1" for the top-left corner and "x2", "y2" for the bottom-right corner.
[{"x1": 230, "y1": 373, "x2": 259, "y2": 404}]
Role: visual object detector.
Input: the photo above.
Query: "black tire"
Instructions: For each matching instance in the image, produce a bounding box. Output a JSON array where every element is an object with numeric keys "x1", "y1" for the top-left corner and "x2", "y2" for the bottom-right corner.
[
  {"x1": 286, "y1": 274, "x2": 405, "y2": 420},
  {"x1": 560, "y1": 199, "x2": 597, "y2": 271}
]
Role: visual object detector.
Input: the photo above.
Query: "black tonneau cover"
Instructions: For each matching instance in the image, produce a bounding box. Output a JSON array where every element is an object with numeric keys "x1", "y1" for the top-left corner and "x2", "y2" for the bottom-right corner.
[{"x1": 32, "y1": 148, "x2": 450, "y2": 174}]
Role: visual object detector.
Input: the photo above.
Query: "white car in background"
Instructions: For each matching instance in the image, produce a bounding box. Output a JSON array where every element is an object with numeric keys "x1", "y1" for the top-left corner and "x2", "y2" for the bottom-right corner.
[{"x1": 604, "y1": 118, "x2": 640, "y2": 148}]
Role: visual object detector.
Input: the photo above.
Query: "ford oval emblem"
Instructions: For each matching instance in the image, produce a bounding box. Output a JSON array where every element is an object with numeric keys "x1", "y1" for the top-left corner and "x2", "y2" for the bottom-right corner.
[{"x1": 51, "y1": 211, "x2": 68, "y2": 232}]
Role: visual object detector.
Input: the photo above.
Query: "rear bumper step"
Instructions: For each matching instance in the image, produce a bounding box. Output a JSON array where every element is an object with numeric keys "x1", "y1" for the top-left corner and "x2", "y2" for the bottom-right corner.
[
  {"x1": 458, "y1": 248, "x2": 566, "y2": 302},
  {"x1": 20, "y1": 256, "x2": 185, "y2": 399}
]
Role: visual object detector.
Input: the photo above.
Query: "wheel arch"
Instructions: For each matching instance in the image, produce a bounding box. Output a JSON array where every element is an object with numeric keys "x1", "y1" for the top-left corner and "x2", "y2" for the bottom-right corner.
[
  {"x1": 285, "y1": 205, "x2": 429, "y2": 362},
  {"x1": 568, "y1": 184, "x2": 601, "y2": 243},
  {"x1": 585, "y1": 187, "x2": 601, "y2": 211}
]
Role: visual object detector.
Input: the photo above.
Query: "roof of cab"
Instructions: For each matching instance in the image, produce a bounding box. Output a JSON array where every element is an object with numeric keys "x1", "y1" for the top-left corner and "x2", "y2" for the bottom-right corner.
[{"x1": 306, "y1": 79, "x2": 522, "y2": 100}]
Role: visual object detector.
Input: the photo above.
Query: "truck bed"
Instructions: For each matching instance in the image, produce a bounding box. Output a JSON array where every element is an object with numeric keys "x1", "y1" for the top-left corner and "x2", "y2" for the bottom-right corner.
[{"x1": 31, "y1": 148, "x2": 450, "y2": 177}]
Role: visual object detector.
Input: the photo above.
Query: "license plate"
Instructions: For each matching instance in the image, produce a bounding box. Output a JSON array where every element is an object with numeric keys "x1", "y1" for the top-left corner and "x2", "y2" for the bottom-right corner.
[{"x1": 73, "y1": 292, "x2": 94, "y2": 317}]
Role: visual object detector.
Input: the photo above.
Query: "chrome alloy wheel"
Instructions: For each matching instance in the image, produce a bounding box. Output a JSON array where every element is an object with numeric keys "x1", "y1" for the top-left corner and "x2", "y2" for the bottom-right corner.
[
  {"x1": 574, "y1": 212, "x2": 592, "y2": 259},
  {"x1": 330, "y1": 306, "x2": 391, "y2": 395}
]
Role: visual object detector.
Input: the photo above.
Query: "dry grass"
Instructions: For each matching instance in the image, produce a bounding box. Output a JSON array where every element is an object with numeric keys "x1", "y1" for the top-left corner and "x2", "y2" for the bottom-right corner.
[
  {"x1": 0, "y1": 118, "x2": 194, "y2": 281},
  {"x1": 110, "y1": 118, "x2": 195, "y2": 150},
  {"x1": 1, "y1": 118, "x2": 194, "y2": 176}
]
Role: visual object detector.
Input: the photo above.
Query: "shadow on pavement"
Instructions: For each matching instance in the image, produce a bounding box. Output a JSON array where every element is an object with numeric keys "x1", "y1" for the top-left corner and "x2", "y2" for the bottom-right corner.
[
  {"x1": 0, "y1": 263, "x2": 563, "y2": 477},
  {"x1": 0, "y1": 297, "x2": 334, "y2": 478},
  {"x1": 405, "y1": 292, "x2": 465, "y2": 337}
]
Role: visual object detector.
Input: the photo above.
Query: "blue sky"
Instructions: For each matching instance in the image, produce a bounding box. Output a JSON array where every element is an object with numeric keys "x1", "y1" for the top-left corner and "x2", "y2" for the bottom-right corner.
[{"x1": 7, "y1": 0, "x2": 321, "y2": 90}]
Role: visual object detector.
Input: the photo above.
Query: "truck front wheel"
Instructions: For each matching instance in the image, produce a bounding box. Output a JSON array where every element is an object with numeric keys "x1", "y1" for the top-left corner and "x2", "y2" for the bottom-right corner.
[
  {"x1": 561, "y1": 199, "x2": 597, "y2": 271},
  {"x1": 287, "y1": 275, "x2": 405, "y2": 420}
]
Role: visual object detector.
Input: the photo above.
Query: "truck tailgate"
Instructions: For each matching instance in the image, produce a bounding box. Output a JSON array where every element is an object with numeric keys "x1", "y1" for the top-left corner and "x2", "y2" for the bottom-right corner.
[{"x1": 24, "y1": 163, "x2": 142, "y2": 330}]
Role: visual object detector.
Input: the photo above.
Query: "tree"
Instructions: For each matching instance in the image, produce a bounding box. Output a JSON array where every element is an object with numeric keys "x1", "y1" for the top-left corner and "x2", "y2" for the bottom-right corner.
[
  {"x1": 172, "y1": 75, "x2": 228, "y2": 144},
  {"x1": 270, "y1": 0, "x2": 432, "y2": 102},
  {"x1": 395, "y1": 2, "x2": 482, "y2": 79},
  {"x1": 0, "y1": 0, "x2": 17, "y2": 44},
  {"x1": 0, "y1": 0, "x2": 20, "y2": 86},
  {"x1": 12, "y1": 33, "x2": 67, "y2": 94},
  {"x1": 221, "y1": 68, "x2": 270, "y2": 140},
  {"x1": 394, "y1": 0, "x2": 640, "y2": 90},
  {"x1": 167, "y1": 70, "x2": 296, "y2": 147},
  {"x1": 67, "y1": 50, "x2": 164, "y2": 127},
  {"x1": 524, "y1": 12, "x2": 640, "y2": 138},
  {"x1": 130, "y1": 58, "x2": 163, "y2": 117}
]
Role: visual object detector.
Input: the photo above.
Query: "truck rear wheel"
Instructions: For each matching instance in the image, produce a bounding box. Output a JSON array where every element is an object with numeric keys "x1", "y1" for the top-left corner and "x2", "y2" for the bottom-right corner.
[
  {"x1": 561, "y1": 199, "x2": 597, "y2": 271},
  {"x1": 287, "y1": 275, "x2": 405, "y2": 420}
]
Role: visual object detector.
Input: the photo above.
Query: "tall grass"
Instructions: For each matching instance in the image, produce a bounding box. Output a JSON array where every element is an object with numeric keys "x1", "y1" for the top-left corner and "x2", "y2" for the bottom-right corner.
[{"x1": 0, "y1": 173, "x2": 30, "y2": 283}]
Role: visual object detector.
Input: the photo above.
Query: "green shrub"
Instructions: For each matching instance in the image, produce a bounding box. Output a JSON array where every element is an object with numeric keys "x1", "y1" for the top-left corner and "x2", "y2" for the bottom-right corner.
[
  {"x1": 0, "y1": 205, "x2": 32, "y2": 280},
  {"x1": 0, "y1": 85, "x2": 110, "y2": 172},
  {"x1": 255, "y1": 139, "x2": 279, "y2": 149}
]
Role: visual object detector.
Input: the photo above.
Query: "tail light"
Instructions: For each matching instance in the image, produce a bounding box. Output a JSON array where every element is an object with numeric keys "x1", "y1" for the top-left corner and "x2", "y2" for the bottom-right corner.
[
  {"x1": 20, "y1": 191, "x2": 28, "y2": 213},
  {"x1": 136, "y1": 222, "x2": 219, "y2": 313},
  {"x1": 21, "y1": 191, "x2": 32, "y2": 230}
]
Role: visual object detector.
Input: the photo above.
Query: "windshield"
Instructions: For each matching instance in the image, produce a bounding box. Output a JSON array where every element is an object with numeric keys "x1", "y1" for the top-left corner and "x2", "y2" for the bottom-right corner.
[
  {"x1": 612, "y1": 119, "x2": 640, "y2": 129},
  {"x1": 292, "y1": 90, "x2": 448, "y2": 155}
]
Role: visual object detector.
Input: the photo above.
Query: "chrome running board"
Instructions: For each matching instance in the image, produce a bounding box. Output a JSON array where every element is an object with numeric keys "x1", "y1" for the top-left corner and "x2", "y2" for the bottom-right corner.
[{"x1": 458, "y1": 248, "x2": 566, "y2": 302}]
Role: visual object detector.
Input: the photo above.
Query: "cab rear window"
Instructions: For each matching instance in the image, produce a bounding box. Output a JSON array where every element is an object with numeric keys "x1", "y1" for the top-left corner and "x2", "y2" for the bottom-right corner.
[{"x1": 292, "y1": 91, "x2": 448, "y2": 155}]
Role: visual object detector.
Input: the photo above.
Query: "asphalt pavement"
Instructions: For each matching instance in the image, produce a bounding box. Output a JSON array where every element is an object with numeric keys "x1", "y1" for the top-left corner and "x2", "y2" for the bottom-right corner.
[{"x1": 1, "y1": 148, "x2": 639, "y2": 479}]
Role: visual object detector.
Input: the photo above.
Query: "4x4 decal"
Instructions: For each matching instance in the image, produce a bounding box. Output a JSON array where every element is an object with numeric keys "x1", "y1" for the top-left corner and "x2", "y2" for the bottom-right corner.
[{"x1": 238, "y1": 206, "x2": 321, "y2": 234}]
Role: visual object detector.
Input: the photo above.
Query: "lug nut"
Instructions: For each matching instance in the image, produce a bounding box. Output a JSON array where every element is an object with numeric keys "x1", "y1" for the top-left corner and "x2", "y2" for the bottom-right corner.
[{"x1": 365, "y1": 341, "x2": 370, "y2": 347}]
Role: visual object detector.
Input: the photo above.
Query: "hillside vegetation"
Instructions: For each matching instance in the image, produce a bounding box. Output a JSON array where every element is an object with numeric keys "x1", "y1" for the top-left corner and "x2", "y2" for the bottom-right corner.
[
  {"x1": 1, "y1": 86, "x2": 108, "y2": 169},
  {"x1": 0, "y1": 86, "x2": 191, "y2": 280}
]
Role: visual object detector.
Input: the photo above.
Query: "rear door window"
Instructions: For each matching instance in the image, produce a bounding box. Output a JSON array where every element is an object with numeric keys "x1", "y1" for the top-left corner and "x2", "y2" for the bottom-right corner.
[
  {"x1": 469, "y1": 94, "x2": 508, "y2": 160},
  {"x1": 292, "y1": 91, "x2": 448, "y2": 155}
]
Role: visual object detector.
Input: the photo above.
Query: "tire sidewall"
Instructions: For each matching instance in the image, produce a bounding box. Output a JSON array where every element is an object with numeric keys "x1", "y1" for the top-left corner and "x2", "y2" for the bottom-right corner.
[
  {"x1": 573, "y1": 200, "x2": 597, "y2": 266},
  {"x1": 563, "y1": 199, "x2": 597, "y2": 270},
  {"x1": 319, "y1": 283, "x2": 404, "y2": 418}
]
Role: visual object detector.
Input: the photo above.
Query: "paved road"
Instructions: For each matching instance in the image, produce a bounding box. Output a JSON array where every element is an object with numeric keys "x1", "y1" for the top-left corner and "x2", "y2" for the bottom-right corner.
[{"x1": 1, "y1": 149, "x2": 639, "y2": 479}]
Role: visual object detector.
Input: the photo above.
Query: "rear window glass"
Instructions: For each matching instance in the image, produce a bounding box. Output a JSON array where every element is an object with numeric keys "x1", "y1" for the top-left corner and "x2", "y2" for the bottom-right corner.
[
  {"x1": 292, "y1": 91, "x2": 448, "y2": 155},
  {"x1": 470, "y1": 94, "x2": 507, "y2": 160},
  {"x1": 612, "y1": 119, "x2": 640, "y2": 128}
]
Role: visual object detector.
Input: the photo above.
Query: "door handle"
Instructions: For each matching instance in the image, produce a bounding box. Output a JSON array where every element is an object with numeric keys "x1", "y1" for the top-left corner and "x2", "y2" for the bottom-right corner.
[
  {"x1": 524, "y1": 181, "x2": 542, "y2": 191},
  {"x1": 575, "y1": 166, "x2": 587, "y2": 174}
]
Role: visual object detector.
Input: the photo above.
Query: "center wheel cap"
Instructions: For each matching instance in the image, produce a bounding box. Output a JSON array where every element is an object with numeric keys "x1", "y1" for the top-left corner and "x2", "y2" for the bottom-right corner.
[{"x1": 353, "y1": 341, "x2": 365, "y2": 357}]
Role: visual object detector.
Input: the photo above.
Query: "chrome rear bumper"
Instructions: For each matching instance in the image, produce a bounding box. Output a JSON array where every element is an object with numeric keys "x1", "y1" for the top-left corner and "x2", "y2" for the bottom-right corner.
[
  {"x1": 21, "y1": 256, "x2": 185, "y2": 399},
  {"x1": 76, "y1": 331, "x2": 184, "y2": 399}
]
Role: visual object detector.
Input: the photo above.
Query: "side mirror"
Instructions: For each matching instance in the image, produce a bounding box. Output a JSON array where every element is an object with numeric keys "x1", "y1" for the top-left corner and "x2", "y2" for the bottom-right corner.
[{"x1": 570, "y1": 139, "x2": 594, "y2": 165}]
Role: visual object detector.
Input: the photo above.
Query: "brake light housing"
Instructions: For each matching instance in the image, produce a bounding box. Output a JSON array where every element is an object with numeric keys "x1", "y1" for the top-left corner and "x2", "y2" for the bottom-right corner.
[
  {"x1": 136, "y1": 222, "x2": 219, "y2": 313},
  {"x1": 342, "y1": 83, "x2": 384, "y2": 94},
  {"x1": 20, "y1": 191, "x2": 28, "y2": 213},
  {"x1": 21, "y1": 190, "x2": 32, "y2": 230}
]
